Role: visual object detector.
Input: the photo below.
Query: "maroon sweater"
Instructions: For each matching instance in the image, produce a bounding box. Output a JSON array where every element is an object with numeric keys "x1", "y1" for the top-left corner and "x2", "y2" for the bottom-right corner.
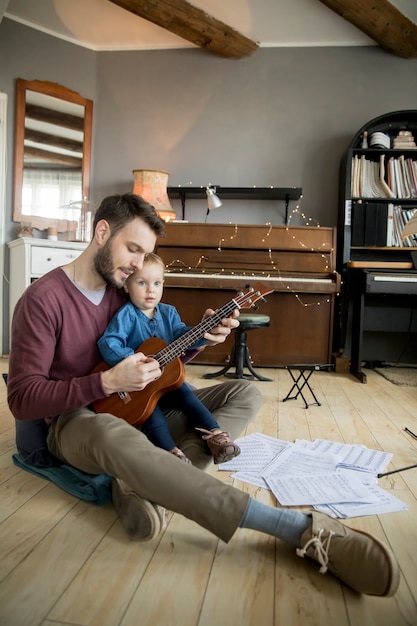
[{"x1": 8, "y1": 268, "x2": 127, "y2": 420}]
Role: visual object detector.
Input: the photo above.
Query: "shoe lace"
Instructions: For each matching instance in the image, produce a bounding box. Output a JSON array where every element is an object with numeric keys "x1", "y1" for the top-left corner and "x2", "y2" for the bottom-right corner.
[{"x1": 296, "y1": 528, "x2": 335, "y2": 574}]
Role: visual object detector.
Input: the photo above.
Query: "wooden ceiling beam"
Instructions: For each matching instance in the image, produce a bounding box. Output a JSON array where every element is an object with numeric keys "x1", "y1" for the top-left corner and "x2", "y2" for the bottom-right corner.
[
  {"x1": 26, "y1": 104, "x2": 84, "y2": 132},
  {"x1": 109, "y1": 0, "x2": 259, "y2": 59},
  {"x1": 24, "y1": 146, "x2": 82, "y2": 168},
  {"x1": 24, "y1": 129, "x2": 83, "y2": 154},
  {"x1": 318, "y1": 0, "x2": 417, "y2": 58}
]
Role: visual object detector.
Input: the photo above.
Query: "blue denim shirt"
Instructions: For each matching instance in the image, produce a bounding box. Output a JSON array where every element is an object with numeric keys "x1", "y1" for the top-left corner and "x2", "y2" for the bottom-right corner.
[{"x1": 97, "y1": 301, "x2": 207, "y2": 366}]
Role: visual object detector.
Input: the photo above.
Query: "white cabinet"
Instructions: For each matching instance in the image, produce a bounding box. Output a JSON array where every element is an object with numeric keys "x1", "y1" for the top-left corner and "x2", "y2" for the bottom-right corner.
[{"x1": 8, "y1": 237, "x2": 87, "y2": 325}]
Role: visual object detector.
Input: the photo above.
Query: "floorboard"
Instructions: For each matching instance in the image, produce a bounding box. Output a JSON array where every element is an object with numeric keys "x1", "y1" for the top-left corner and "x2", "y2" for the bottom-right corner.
[{"x1": 0, "y1": 358, "x2": 416, "y2": 626}]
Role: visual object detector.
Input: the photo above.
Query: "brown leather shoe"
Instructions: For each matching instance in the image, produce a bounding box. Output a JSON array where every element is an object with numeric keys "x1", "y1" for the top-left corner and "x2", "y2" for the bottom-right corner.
[
  {"x1": 297, "y1": 512, "x2": 400, "y2": 596},
  {"x1": 197, "y1": 428, "x2": 241, "y2": 464}
]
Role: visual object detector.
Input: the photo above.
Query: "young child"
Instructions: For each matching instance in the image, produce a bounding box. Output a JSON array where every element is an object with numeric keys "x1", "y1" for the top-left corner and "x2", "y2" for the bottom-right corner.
[{"x1": 97, "y1": 253, "x2": 241, "y2": 464}]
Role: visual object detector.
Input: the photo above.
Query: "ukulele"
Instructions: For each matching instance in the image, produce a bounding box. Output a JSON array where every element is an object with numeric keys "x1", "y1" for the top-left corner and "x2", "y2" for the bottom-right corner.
[{"x1": 91, "y1": 282, "x2": 272, "y2": 426}]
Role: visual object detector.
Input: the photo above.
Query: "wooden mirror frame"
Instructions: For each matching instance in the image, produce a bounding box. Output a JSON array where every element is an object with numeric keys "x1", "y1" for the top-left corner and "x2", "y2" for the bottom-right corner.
[{"x1": 13, "y1": 78, "x2": 93, "y2": 231}]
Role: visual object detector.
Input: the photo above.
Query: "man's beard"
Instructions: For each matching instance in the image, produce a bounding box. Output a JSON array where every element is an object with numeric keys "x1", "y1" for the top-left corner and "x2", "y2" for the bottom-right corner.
[{"x1": 94, "y1": 239, "x2": 121, "y2": 288}]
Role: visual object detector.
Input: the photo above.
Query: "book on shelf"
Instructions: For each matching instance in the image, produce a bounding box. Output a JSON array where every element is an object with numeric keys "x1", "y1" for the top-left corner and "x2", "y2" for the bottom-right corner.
[
  {"x1": 351, "y1": 202, "x2": 417, "y2": 248},
  {"x1": 386, "y1": 203, "x2": 394, "y2": 246},
  {"x1": 379, "y1": 154, "x2": 395, "y2": 198},
  {"x1": 351, "y1": 154, "x2": 360, "y2": 198},
  {"x1": 359, "y1": 155, "x2": 371, "y2": 197},
  {"x1": 401, "y1": 207, "x2": 417, "y2": 239},
  {"x1": 352, "y1": 154, "x2": 417, "y2": 200},
  {"x1": 364, "y1": 202, "x2": 378, "y2": 246},
  {"x1": 351, "y1": 201, "x2": 365, "y2": 246},
  {"x1": 399, "y1": 155, "x2": 412, "y2": 199},
  {"x1": 351, "y1": 202, "x2": 393, "y2": 247},
  {"x1": 375, "y1": 203, "x2": 389, "y2": 246}
]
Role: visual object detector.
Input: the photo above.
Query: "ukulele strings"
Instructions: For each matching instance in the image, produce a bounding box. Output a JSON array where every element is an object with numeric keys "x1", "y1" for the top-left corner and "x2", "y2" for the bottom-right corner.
[
  {"x1": 156, "y1": 301, "x2": 239, "y2": 366},
  {"x1": 155, "y1": 291, "x2": 256, "y2": 366}
]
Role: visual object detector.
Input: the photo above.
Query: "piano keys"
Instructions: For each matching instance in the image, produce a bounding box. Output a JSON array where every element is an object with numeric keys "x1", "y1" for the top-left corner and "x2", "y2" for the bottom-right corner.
[
  {"x1": 365, "y1": 271, "x2": 417, "y2": 294},
  {"x1": 155, "y1": 223, "x2": 341, "y2": 367},
  {"x1": 163, "y1": 271, "x2": 336, "y2": 293}
]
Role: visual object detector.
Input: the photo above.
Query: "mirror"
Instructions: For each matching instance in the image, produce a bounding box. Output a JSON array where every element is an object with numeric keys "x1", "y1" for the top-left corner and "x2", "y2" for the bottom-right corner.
[{"x1": 13, "y1": 78, "x2": 93, "y2": 233}]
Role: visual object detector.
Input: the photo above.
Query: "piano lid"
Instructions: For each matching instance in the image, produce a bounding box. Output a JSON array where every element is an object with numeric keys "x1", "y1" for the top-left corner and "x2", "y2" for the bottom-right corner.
[{"x1": 156, "y1": 222, "x2": 338, "y2": 278}]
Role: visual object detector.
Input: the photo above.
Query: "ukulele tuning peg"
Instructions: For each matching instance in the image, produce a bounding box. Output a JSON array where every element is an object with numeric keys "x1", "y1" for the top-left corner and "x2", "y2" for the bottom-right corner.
[{"x1": 253, "y1": 304, "x2": 259, "y2": 311}]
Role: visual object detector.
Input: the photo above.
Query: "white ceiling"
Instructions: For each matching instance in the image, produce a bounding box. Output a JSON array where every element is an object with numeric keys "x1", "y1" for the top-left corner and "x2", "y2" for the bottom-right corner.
[{"x1": 4, "y1": 0, "x2": 416, "y2": 53}]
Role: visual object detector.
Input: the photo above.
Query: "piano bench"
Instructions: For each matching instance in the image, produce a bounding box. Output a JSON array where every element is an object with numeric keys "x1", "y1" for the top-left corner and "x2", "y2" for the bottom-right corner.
[
  {"x1": 203, "y1": 313, "x2": 272, "y2": 382},
  {"x1": 282, "y1": 363, "x2": 333, "y2": 409}
]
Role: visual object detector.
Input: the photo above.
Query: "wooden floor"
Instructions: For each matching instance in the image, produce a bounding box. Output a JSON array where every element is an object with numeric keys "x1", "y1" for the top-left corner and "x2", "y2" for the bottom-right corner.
[{"x1": 1, "y1": 356, "x2": 417, "y2": 626}]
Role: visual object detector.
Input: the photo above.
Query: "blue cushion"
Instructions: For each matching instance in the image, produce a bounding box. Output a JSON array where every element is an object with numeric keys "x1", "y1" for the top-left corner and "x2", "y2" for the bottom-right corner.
[
  {"x1": 4, "y1": 373, "x2": 111, "y2": 503},
  {"x1": 12, "y1": 452, "x2": 112, "y2": 505}
]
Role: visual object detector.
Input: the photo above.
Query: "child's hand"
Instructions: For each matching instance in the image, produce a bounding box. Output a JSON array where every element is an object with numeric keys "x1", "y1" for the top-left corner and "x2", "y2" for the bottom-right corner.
[{"x1": 202, "y1": 308, "x2": 239, "y2": 345}]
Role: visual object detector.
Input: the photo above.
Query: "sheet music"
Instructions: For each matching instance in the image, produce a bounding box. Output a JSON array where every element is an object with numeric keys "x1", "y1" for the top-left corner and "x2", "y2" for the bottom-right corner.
[
  {"x1": 261, "y1": 446, "x2": 341, "y2": 478},
  {"x1": 314, "y1": 484, "x2": 408, "y2": 518},
  {"x1": 294, "y1": 438, "x2": 392, "y2": 474},
  {"x1": 218, "y1": 435, "x2": 406, "y2": 518},
  {"x1": 265, "y1": 471, "x2": 373, "y2": 506},
  {"x1": 218, "y1": 433, "x2": 291, "y2": 473}
]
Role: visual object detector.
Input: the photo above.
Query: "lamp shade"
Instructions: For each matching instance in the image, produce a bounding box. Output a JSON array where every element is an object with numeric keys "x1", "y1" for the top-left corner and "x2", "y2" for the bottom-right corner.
[
  {"x1": 206, "y1": 186, "x2": 223, "y2": 211},
  {"x1": 132, "y1": 169, "x2": 176, "y2": 222}
]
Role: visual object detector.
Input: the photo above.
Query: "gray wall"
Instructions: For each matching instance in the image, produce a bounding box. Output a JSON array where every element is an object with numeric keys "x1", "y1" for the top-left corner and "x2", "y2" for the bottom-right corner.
[
  {"x1": 1, "y1": 17, "x2": 417, "y2": 350},
  {"x1": 93, "y1": 45, "x2": 417, "y2": 224}
]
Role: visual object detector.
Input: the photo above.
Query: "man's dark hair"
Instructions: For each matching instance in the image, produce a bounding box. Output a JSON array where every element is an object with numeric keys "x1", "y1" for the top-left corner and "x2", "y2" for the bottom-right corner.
[{"x1": 93, "y1": 193, "x2": 165, "y2": 239}]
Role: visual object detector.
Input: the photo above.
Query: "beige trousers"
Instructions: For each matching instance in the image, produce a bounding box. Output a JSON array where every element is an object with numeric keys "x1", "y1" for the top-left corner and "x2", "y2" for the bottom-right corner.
[{"x1": 47, "y1": 380, "x2": 262, "y2": 542}]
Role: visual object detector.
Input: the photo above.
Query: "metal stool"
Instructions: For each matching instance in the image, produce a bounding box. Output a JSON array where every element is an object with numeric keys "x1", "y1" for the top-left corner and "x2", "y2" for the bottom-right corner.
[{"x1": 203, "y1": 313, "x2": 272, "y2": 381}]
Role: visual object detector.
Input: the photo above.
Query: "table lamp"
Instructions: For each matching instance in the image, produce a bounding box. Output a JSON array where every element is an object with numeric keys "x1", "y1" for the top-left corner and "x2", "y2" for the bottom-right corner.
[{"x1": 133, "y1": 169, "x2": 176, "y2": 222}]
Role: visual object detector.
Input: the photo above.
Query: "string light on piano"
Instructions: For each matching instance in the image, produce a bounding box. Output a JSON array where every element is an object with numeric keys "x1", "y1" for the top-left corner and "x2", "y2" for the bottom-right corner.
[
  {"x1": 218, "y1": 224, "x2": 238, "y2": 250},
  {"x1": 196, "y1": 255, "x2": 209, "y2": 269},
  {"x1": 164, "y1": 221, "x2": 336, "y2": 308},
  {"x1": 287, "y1": 203, "x2": 320, "y2": 227},
  {"x1": 166, "y1": 259, "x2": 187, "y2": 270},
  {"x1": 261, "y1": 222, "x2": 273, "y2": 244}
]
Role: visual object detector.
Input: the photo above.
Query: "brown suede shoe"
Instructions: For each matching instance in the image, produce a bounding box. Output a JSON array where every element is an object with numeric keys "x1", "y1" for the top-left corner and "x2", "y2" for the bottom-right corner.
[
  {"x1": 197, "y1": 428, "x2": 241, "y2": 464},
  {"x1": 297, "y1": 512, "x2": 400, "y2": 596},
  {"x1": 112, "y1": 478, "x2": 166, "y2": 541}
]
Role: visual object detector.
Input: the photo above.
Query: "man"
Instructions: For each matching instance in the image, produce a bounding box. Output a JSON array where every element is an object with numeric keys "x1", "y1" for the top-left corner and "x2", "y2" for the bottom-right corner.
[{"x1": 8, "y1": 193, "x2": 399, "y2": 597}]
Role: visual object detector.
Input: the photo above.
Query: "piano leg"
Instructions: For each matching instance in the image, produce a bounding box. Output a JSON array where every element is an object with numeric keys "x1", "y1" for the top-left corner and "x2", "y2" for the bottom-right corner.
[{"x1": 350, "y1": 270, "x2": 367, "y2": 383}]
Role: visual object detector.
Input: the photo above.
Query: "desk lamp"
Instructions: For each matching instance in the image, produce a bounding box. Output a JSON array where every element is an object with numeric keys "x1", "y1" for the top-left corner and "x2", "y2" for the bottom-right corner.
[{"x1": 205, "y1": 185, "x2": 222, "y2": 222}]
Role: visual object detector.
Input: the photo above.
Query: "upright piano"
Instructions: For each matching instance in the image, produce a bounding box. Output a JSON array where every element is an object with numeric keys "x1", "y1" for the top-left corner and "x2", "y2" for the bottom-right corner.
[{"x1": 155, "y1": 223, "x2": 341, "y2": 367}]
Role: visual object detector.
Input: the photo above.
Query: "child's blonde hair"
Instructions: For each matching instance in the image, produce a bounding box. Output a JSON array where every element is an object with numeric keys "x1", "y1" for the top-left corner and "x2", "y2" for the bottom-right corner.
[
  {"x1": 125, "y1": 253, "x2": 166, "y2": 288},
  {"x1": 143, "y1": 252, "x2": 166, "y2": 271}
]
